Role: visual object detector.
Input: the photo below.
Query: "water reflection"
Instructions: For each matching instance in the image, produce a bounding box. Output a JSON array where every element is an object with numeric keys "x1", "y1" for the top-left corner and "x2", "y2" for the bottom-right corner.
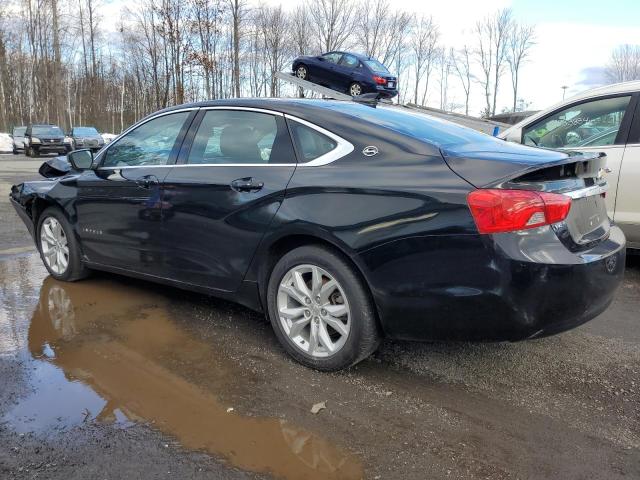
[{"x1": 6, "y1": 273, "x2": 363, "y2": 480}]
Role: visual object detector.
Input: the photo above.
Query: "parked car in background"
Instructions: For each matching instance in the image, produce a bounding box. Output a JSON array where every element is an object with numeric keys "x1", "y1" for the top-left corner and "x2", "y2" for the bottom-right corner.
[
  {"x1": 292, "y1": 51, "x2": 398, "y2": 98},
  {"x1": 69, "y1": 126, "x2": 105, "y2": 153},
  {"x1": 10, "y1": 99, "x2": 625, "y2": 370},
  {"x1": 24, "y1": 124, "x2": 70, "y2": 157},
  {"x1": 11, "y1": 126, "x2": 26, "y2": 154},
  {"x1": 500, "y1": 80, "x2": 640, "y2": 250}
]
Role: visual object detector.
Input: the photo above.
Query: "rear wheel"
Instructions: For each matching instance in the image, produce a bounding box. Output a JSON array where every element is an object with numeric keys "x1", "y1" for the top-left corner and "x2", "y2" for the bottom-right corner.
[
  {"x1": 267, "y1": 245, "x2": 380, "y2": 371},
  {"x1": 349, "y1": 82, "x2": 362, "y2": 96},
  {"x1": 296, "y1": 64, "x2": 308, "y2": 81},
  {"x1": 37, "y1": 207, "x2": 89, "y2": 281}
]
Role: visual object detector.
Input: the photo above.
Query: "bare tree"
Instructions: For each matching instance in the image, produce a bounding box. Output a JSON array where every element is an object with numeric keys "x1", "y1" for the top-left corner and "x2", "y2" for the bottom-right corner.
[
  {"x1": 452, "y1": 45, "x2": 472, "y2": 115},
  {"x1": 357, "y1": 0, "x2": 389, "y2": 58},
  {"x1": 229, "y1": 0, "x2": 246, "y2": 97},
  {"x1": 307, "y1": 0, "x2": 355, "y2": 52},
  {"x1": 606, "y1": 44, "x2": 640, "y2": 83},
  {"x1": 410, "y1": 15, "x2": 438, "y2": 106},
  {"x1": 507, "y1": 22, "x2": 535, "y2": 112}
]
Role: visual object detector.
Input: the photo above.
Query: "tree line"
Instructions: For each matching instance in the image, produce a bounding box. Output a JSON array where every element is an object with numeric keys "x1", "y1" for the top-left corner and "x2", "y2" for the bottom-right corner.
[{"x1": 0, "y1": 0, "x2": 539, "y2": 133}]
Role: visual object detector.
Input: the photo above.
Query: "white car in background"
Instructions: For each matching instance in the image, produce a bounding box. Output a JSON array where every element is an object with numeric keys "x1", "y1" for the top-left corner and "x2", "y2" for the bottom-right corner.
[{"x1": 500, "y1": 80, "x2": 640, "y2": 250}]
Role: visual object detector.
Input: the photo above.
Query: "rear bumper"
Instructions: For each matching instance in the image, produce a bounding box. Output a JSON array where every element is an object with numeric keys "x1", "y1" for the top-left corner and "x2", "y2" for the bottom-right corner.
[{"x1": 360, "y1": 225, "x2": 626, "y2": 341}]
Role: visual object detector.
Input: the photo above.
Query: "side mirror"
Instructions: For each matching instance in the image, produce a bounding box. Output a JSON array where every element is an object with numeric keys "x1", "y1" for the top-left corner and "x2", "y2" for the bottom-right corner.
[{"x1": 68, "y1": 149, "x2": 94, "y2": 171}]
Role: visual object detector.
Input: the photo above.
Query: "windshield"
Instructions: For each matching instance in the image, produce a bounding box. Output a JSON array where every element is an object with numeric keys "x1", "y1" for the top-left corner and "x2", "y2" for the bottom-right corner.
[
  {"x1": 364, "y1": 60, "x2": 389, "y2": 74},
  {"x1": 32, "y1": 126, "x2": 63, "y2": 136},
  {"x1": 73, "y1": 127, "x2": 99, "y2": 135},
  {"x1": 13, "y1": 127, "x2": 26, "y2": 136}
]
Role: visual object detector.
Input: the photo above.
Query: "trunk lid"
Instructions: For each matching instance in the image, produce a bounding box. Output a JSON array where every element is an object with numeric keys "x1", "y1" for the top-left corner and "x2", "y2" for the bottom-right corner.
[{"x1": 442, "y1": 142, "x2": 611, "y2": 249}]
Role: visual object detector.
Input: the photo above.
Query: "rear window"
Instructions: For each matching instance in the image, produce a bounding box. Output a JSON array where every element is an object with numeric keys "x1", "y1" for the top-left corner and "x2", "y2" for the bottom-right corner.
[
  {"x1": 364, "y1": 60, "x2": 389, "y2": 74},
  {"x1": 323, "y1": 103, "x2": 500, "y2": 149},
  {"x1": 289, "y1": 121, "x2": 337, "y2": 162}
]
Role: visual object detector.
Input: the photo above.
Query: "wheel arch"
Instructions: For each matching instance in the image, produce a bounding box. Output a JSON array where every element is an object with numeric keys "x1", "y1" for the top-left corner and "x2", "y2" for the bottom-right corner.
[{"x1": 251, "y1": 231, "x2": 386, "y2": 335}]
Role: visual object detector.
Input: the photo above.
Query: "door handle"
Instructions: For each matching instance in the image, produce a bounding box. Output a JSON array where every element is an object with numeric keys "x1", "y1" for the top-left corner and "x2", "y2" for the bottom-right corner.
[
  {"x1": 230, "y1": 177, "x2": 264, "y2": 192},
  {"x1": 136, "y1": 175, "x2": 159, "y2": 189}
]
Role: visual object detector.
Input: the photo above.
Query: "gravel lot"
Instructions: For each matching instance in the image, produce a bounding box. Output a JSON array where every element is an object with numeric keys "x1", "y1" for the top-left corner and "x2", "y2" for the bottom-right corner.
[{"x1": 1, "y1": 153, "x2": 639, "y2": 479}]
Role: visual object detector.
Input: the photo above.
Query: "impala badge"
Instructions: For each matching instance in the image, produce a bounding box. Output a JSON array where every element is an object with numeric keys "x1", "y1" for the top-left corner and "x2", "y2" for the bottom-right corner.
[{"x1": 362, "y1": 146, "x2": 378, "y2": 156}]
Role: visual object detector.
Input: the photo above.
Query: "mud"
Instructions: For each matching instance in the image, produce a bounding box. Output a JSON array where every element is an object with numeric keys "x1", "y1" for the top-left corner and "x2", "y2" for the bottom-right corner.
[{"x1": 1, "y1": 154, "x2": 639, "y2": 479}]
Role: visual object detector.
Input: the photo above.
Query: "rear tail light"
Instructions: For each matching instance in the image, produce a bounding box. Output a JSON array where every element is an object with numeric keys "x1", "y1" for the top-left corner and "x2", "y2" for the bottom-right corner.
[
  {"x1": 373, "y1": 75, "x2": 387, "y2": 85},
  {"x1": 467, "y1": 189, "x2": 572, "y2": 234}
]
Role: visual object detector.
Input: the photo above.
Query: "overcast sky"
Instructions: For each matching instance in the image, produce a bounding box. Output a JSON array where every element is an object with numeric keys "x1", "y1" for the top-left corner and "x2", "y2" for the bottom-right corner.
[{"x1": 101, "y1": 0, "x2": 640, "y2": 115}]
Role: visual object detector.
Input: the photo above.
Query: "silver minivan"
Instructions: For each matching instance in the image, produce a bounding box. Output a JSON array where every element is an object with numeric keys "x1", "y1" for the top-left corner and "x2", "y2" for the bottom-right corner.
[{"x1": 500, "y1": 80, "x2": 640, "y2": 250}]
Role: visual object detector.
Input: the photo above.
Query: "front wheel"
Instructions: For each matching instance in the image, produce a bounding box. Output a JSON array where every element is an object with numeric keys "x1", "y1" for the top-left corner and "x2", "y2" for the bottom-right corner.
[
  {"x1": 295, "y1": 64, "x2": 308, "y2": 81},
  {"x1": 349, "y1": 82, "x2": 362, "y2": 96},
  {"x1": 37, "y1": 207, "x2": 89, "y2": 281},
  {"x1": 267, "y1": 245, "x2": 380, "y2": 371}
]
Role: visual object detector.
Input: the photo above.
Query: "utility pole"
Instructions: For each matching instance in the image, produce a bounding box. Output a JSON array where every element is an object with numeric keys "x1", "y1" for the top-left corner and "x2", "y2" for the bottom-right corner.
[{"x1": 561, "y1": 85, "x2": 568, "y2": 100}]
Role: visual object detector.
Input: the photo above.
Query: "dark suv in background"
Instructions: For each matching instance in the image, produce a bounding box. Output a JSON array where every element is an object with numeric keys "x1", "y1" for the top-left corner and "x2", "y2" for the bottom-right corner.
[
  {"x1": 24, "y1": 124, "x2": 68, "y2": 157},
  {"x1": 68, "y1": 126, "x2": 105, "y2": 153},
  {"x1": 292, "y1": 51, "x2": 398, "y2": 98}
]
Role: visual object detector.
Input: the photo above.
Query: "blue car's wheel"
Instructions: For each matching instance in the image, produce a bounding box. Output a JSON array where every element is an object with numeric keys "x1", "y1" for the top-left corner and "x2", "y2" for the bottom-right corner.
[
  {"x1": 349, "y1": 82, "x2": 362, "y2": 96},
  {"x1": 296, "y1": 64, "x2": 308, "y2": 80}
]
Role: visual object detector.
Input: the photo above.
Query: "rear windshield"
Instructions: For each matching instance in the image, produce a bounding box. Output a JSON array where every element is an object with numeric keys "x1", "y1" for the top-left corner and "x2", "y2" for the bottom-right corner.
[
  {"x1": 326, "y1": 103, "x2": 501, "y2": 149},
  {"x1": 32, "y1": 126, "x2": 63, "y2": 136},
  {"x1": 364, "y1": 60, "x2": 389, "y2": 74},
  {"x1": 13, "y1": 127, "x2": 26, "y2": 136},
  {"x1": 73, "y1": 127, "x2": 99, "y2": 135}
]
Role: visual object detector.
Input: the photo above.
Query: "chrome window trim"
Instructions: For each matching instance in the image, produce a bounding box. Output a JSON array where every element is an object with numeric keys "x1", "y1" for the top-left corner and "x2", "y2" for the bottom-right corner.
[
  {"x1": 96, "y1": 106, "x2": 353, "y2": 169},
  {"x1": 284, "y1": 114, "x2": 354, "y2": 166}
]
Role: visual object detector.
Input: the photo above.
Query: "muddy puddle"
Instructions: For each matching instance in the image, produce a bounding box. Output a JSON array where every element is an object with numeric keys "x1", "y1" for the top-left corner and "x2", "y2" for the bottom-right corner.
[{"x1": 0, "y1": 255, "x2": 363, "y2": 480}]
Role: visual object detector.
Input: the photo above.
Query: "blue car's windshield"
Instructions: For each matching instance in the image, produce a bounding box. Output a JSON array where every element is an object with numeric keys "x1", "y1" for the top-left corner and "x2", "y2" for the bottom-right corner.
[
  {"x1": 73, "y1": 127, "x2": 99, "y2": 135},
  {"x1": 364, "y1": 60, "x2": 389, "y2": 74}
]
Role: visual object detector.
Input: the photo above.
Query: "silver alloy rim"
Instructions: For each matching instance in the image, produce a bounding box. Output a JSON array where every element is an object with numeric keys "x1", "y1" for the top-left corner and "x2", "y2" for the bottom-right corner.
[
  {"x1": 40, "y1": 217, "x2": 69, "y2": 275},
  {"x1": 350, "y1": 84, "x2": 361, "y2": 96},
  {"x1": 296, "y1": 66, "x2": 307, "y2": 79},
  {"x1": 277, "y1": 264, "x2": 351, "y2": 358}
]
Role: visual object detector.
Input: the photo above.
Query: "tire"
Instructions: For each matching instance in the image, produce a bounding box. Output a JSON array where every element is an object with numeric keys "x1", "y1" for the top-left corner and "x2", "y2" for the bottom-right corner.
[
  {"x1": 267, "y1": 245, "x2": 380, "y2": 371},
  {"x1": 25, "y1": 146, "x2": 31, "y2": 157},
  {"x1": 12, "y1": 148, "x2": 18, "y2": 155},
  {"x1": 37, "y1": 207, "x2": 90, "y2": 282},
  {"x1": 348, "y1": 82, "x2": 362, "y2": 96},
  {"x1": 295, "y1": 64, "x2": 308, "y2": 81}
]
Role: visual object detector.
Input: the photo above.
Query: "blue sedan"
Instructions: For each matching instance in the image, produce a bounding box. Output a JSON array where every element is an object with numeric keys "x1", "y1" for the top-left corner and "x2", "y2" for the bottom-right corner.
[{"x1": 292, "y1": 51, "x2": 398, "y2": 98}]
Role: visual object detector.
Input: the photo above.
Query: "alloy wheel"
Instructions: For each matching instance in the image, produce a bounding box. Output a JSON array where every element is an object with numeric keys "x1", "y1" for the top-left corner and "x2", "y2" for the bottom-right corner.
[
  {"x1": 277, "y1": 264, "x2": 350, "y2": 358},
  {"x1": 40, "y1": 217, "x2": 70, "y2": 275},
  {"x1": 296, "y1": 66, "x2": 308, "y2": 80},
  {"x1": 349, "y1": 83, "x2": 362, "y2": 96}
]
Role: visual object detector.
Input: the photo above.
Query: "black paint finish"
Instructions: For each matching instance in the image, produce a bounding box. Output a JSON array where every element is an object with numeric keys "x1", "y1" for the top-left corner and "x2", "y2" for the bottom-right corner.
[{"x1": 10, "y1": 98, "x2": 626, "y2": 342}]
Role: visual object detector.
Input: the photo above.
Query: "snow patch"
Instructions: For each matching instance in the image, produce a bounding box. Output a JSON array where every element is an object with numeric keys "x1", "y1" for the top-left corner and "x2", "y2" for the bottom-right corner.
[
  {"x1": 101, "y1": 133, "x2": 117, "y2": 143},
  {"x1": 0, "y1": 133, "x2": 13, "y2": 153}
]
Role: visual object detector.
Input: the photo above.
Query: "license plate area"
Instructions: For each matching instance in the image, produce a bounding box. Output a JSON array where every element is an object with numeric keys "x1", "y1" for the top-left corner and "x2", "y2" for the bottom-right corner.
[
  {"x1": 566, "y1": 194, "x2": 609, "y2": 244},
  {"x1": 387, "y1": 82, "x2": 395, "y2": 88}
]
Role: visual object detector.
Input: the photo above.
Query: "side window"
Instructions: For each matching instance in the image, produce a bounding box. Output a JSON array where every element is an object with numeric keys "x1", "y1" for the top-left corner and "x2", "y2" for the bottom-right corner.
[
  {"x1": 322, "y1": 52, "x2": 342, "y2": 64},
  {"x1": 339, "y1": 54, "x2": 359, "y2": 68},
  {"x1": 188, "y1": 110, "x2": 295, "y2": 165},
  {"x1": 289, "y1": 121, "x2": 337, "y2": 162},
  {"x1": 523, "y1": 96, "x2": 631, "y2": 149},
  {"x1": 102, "y1": 112, "x2": 190, "y2": 167}
]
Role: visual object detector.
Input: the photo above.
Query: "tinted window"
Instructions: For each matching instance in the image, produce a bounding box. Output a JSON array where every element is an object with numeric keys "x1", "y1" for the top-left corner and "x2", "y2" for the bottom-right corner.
[
  {"x1": 188, "y1": 110, "x2": 295, "y2": 165},
  {"x1": 522, "y1": 96, "x2": 631, "y2": 148},
  {"x1": 364, "y1": 59, "x2": 389, "y2": 74},
  {"x1": 32, "y1": 126, "x2": 63, "y2": 136},
  {"x1": 73, "y1": 127, "x2": 99, "y2": 135},
  {"x1": 289, "y1": 121, "x2": 337, "y2": 162},
  {"x1": 322, "y1": 52, "x2": 342, "y2": 64},
  {"x1": 102, "y1": 112, "x2": 189, "y2": 167},
  {"x1": 339, "y1": 54, "x2": 359, "y2": 68},
  {"x1": 13, "y1": 127, "x2": 26, "y2": 136}
]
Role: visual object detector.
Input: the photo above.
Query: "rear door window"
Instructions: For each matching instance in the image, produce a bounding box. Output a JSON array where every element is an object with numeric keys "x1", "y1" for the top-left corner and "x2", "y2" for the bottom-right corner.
[
  {"x1": 288, "y1": 121, "x2": 337, "y2": 162},
  {"x1": 339, "y1": 54, "x2": 359, "y2": 69},
  {"x1": 322, "y1": 52, "x2": 342, "y2": 64},
  {"x1": 522, "y1": 96, "x2": 632, "y2": 148},
  {"x1": 187, "y1": 110, "x2": 296, "y2": 165}
]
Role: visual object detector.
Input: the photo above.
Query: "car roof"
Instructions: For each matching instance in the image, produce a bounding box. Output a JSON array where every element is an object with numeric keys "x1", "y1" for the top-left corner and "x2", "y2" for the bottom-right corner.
[{"x1": 501, "y1": 80, "x2": 640, "y2": 136}]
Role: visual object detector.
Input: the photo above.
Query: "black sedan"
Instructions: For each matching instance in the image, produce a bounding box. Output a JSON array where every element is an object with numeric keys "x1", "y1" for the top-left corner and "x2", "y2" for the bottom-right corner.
[
  {"x1": 10, "y1": 99, "x2": 625, "y2": 371},
  {"x1": 292, "y1": 51, "x2": 398, "y2": 98},
  {"x1": 68, "y1": 126, "x2": 105, "y2": 153}
]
